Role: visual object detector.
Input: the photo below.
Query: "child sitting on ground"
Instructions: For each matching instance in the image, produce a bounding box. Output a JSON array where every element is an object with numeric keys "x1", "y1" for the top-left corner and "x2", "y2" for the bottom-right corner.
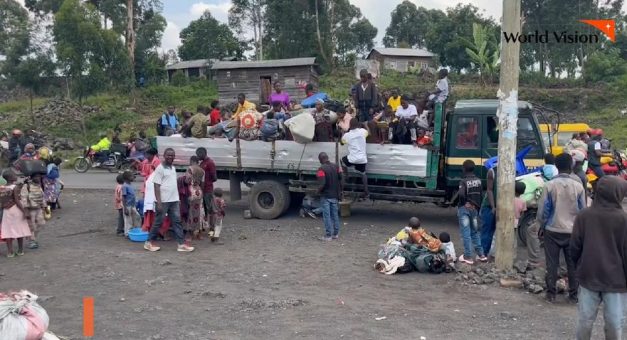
[
  {"x1": 439, "y1": 232, "x2": 456, "y2": 266},
  {"x1": 212, "y1": 188, "x2": 226, "y2": 243},
  {"x1": 489, "y1": 181, "x2": 527, "y2": 258},
  {"x1": 122, "y1": 171, "x2": 141, "y2": 237},
  {"x1": 407, "y1": 217, "x2": 442, "y2": 253},
  {"x1": 114, "y1": 174, "x2": 124, "y2": 236},
  {"x1": 23, "y1": 173, "x2": 47, "y2": 249}
]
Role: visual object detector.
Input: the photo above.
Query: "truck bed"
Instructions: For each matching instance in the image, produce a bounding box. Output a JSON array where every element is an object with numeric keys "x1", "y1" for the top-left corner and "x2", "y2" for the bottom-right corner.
[{"x1": 156, "y1": 137, "x2": 430, "y2": 181}]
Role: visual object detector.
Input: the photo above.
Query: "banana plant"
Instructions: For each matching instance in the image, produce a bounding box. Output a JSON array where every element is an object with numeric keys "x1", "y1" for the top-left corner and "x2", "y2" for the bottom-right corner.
[{"x1": 464, "y1": 22, "x2": 500, "y2": 86}]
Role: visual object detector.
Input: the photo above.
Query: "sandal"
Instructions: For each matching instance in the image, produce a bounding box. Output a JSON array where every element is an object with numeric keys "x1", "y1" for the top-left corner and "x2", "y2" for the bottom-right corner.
[{"x1": 16, "y1": 251, "x2": 24, "y2": 256}]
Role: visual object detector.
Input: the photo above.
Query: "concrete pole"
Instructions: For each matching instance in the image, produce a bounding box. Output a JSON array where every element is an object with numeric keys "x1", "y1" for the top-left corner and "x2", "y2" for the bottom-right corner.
[{"x1": 495, "y1": 0, "x2": 521, "y2": 271}]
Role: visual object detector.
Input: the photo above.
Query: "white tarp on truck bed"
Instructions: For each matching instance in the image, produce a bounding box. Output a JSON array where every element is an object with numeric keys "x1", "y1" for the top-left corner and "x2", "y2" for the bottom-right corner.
[{"x1": 156, "y1": 137, "x2": 429, "y2": 178}]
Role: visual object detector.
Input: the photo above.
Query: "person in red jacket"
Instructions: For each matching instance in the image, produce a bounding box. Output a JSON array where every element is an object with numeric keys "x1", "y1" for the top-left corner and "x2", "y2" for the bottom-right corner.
[
  {"x1": 209, "y1": 100, "x2": 221, "y2": 126},
  {"x1": 571, "y1": 176, "x2": 627, "y2": 340},
  {"x1": 196, "y1": 147, "x2": 217, "y2": 237}
]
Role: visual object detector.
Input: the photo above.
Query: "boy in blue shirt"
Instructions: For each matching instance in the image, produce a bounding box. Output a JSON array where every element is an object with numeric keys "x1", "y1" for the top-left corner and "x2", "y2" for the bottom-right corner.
[{"x1": 122, "y1": 171, "x2": 141, "y2": 237}]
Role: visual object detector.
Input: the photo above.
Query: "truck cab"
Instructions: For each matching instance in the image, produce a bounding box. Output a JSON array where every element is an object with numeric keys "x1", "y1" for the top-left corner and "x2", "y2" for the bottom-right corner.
[{"x1": 442, "y1": 100, "x2": 546, "y2": 191}]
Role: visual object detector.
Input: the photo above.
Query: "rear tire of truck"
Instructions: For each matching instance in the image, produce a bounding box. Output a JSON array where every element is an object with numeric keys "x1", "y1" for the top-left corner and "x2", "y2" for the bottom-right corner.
[{"x1": 249, "y1": 180, "x2": 291, "y2": 219}]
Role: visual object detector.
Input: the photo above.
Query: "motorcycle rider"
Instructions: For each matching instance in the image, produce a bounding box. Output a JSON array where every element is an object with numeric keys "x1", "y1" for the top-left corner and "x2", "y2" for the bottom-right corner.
[{"x1": 91, "y1": 132, "x2": 112, "y2": 167}]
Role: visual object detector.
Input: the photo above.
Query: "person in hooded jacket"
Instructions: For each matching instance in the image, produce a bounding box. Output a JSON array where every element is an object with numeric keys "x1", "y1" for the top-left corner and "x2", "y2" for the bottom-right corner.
[{"x1": 571, "y1": 176, "x2": 627, "y2": 340}]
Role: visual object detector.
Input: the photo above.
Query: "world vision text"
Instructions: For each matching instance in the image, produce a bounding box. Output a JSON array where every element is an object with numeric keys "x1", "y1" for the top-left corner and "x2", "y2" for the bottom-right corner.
[{"x1": 503, "y1": 30, "x2": 600, "y2": 44}]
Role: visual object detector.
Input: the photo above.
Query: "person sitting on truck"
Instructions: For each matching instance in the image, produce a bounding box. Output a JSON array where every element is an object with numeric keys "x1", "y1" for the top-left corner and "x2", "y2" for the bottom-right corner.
[
  {"x1": 233, "y1": 93, "x2": 256, "y2": 121},
  {"x1": 387, "y1": 89, "x2": 401, "y2": 111},
  {"x1": 178, "y1": 110, "x2": 193, "y2": 138},
  {"x1": 208, "y1": 111, "x2": 237, "y2": 141},
  {"x1": 209, "y1": 100, "x2": 221, "y2": 126},
  {"x1": 341, "y1": 118, "x2": 370, "y2": 198},
  {"x1": 373, "y1": 105, "x2": 395, "y2": 144},
  {"x1": 395, "y1": 95, "x2": 419, "y2": 145},
  {"x1": 189, "y1": 105, "x2": 209, "y2": 139},
  {"x1": 336, "y1": 107, "x2": 354, "y2": 135},
  {"x1": 312, "y1": 98, "x2": 334, "y2": 142},
  {"x1": 428, "y1": 69, "x2": 449, "y2": 105},
  {"x1": 159, "y1": 106, "x2": 180, "y2": 136},
  {"x1": 260, "y1": 104, "x2": 283, "y2": 142}
]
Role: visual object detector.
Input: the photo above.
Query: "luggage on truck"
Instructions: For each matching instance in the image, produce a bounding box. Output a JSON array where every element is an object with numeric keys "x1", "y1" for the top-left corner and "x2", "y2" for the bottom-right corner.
[
  {"x1": 0, "y1": 290, "x2": 50, "y2": 340},
  {"x1": 284, "y1": 113, "x2": 315, "y2": 144}
]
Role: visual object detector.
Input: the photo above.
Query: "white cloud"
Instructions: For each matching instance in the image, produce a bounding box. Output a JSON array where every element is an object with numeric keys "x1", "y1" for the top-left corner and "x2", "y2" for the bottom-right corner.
[
  {"x1": 189, "y1": 1, "x2": 232, "y2": 23},
  {"x1": 159, "y1": 21, "x2": 181, "y2": 53}
]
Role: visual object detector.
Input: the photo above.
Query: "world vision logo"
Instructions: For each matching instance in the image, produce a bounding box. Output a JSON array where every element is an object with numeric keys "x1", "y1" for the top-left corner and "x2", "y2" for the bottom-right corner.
[{"x1": 503, "y1": 19, "x2": 616, "y2": 43}]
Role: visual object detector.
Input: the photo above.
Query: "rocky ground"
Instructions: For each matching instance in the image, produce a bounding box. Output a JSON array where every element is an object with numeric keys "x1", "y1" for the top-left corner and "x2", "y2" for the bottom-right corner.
[{"x1": 0, "y1": 189, "x2": 617, "y2": 340}]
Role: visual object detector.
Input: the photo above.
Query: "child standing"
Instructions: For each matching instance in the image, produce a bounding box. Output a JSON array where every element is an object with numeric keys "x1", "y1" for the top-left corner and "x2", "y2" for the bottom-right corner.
[
  {"x1": 439, "y1": 232, "x2": 456, "y2": 266},
  {"x1": 212, "y1": 188, "x2": 226, "y2": 243},
  {"x1": 489, "y1": 181, "x2": 527, "y2": 257},
  {"x1": 0, "y1": 170, "x2": 31, "y2": 257},
  {"x1": 122, "y1": 171, "x2": 141, "y2": 237},
  {"x1": 457, "y1": 160, "x2": 485, "y2": 265},
  {"x1": 23, "y1": 174, "x2": 46, "y2": 249},
  {"x1": 114, "y1": 174, "x2": 124, "y2": 236}
]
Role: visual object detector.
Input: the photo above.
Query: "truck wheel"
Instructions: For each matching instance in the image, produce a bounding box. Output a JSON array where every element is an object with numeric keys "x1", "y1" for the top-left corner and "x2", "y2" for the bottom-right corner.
[
  {"x1": 249, "y1": 180, "x2": 291, "y2": 219},
  {"x1": 517, "y1": 209, "x2": 537, "y2": 247}
]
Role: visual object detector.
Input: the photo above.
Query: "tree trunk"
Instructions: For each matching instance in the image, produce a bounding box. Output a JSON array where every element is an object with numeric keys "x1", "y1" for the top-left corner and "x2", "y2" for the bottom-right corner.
[
  {"x1": 258, "y1": 5, "x2": 263, "y2": 61},
  {"x1": 328, "y1": 0, "x2": 336, "y2": 69},
  {"x1": 126, "y1": 0, "x2": 135, "y2": 72},
  {"x1": 29, "y1": 89, "x2": 35, "y2": 122},
  {"x1": 314, "y1": 0, "x2": 330, "y2": 66}
]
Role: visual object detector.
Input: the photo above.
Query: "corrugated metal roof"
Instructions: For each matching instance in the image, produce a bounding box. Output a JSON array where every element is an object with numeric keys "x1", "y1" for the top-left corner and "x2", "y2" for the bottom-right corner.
[
  {"x1": 166, "y1": 59, "x2": 212, "y2": 70},
  {"x1": 212, "y1": 57, "x2": 316, "y2": 70},
  {"x1": 369, "y1": 47, "x2": 435, "y2": 58}
]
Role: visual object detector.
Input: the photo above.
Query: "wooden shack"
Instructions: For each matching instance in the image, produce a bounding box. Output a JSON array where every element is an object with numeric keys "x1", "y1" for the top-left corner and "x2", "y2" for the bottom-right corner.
[
  {"x1": 166, "y1": 59, "x2": 212, "y2": 82},
  {"x1": 367, "y1": 48, "x2": 435, "y2": 74},
  {"x1": 212, "y1": 57, "x2": 319, "y2": 105}
]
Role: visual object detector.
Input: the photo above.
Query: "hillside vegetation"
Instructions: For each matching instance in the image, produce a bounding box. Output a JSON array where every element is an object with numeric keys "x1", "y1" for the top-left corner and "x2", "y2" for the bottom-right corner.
[{"x1": 0, "y1": 71, "x2": 626, "y2": 149}]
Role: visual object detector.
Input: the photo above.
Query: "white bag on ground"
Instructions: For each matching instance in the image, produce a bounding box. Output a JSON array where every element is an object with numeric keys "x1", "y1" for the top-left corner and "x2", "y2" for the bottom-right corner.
[
  {"x1": 0, "y1": 290, "x2": 49, "y2": 340},
  {"x1": 284, "y1": 113, "x2": 315, "y2": 144}
]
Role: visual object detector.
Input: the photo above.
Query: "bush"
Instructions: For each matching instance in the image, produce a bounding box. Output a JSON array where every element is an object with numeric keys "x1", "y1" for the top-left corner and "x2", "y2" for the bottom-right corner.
[
  {"x1": 171, "y1": 71, "x2": 188, "y2": 87},
  {"x1": 583, "y1": 49, "x2": 627, "y2": 84}
]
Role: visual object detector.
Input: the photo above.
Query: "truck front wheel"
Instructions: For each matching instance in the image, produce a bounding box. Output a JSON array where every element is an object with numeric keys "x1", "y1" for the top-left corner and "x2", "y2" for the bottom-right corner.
[{"x1": 249, "y1": 180, "x2": 291, "y2": 219}]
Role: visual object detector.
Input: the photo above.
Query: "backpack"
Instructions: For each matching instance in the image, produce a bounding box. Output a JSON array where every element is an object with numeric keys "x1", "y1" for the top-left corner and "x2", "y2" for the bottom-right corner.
[{"x1": 156, "y1": 114, "x2": 165, "y2": 136}]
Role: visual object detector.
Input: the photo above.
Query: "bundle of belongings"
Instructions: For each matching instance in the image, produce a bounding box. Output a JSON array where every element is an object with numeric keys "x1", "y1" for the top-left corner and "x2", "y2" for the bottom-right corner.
[
  {"x1": 0, "y1": 290, "x2": 61, "y2": 340},
  {"x1": 375, "y1": 218, "x2": 454, "y2": 275}
]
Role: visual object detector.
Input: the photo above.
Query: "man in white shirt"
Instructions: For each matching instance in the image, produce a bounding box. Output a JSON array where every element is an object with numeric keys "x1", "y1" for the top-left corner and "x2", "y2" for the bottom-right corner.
[
  {"x1": 340, "y1": 118, "x2": 369, "y2": 198},
  {"x1": 395, "y1": 95, "x2": 429, "y2": 145},
  {"x1": 144, "y1": 148, "x2": 195, "y2": 252}
]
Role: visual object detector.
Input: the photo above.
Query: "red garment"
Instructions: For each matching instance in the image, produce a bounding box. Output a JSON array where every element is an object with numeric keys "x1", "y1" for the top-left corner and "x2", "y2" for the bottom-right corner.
[
  {"x1": 140, "y1": 157, "x2": 161, "y2": 193},
  {"x1": 200, "y1": 158, "x2": 217, "y2": 193},
  {"x1": 142, "y1": 211, "x2": 170, "y2": 236},
  {"x1": 209, "y1": 108, "x2": 221, "y2": 126}
]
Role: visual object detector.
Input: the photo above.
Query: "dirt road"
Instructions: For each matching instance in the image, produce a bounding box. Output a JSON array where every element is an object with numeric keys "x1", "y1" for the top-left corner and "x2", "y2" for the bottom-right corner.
[{"x1": 0, "y1": 189, "x2": 611, "y2": 339}]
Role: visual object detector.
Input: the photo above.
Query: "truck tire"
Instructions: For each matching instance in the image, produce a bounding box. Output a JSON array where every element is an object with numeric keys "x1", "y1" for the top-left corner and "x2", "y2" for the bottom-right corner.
[
  {"x1": 249, "y1": 180, "x2": 291, "y2": 219},
  {"x1": 517, "y1": 209, "x2": 537, "y2": 247}
]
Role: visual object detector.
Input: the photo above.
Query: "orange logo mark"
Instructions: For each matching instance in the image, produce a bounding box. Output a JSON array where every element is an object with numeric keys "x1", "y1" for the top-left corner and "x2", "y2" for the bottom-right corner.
[
  {"x1": 579, "y1": 19, "x2": 616, "y2": 42},
  {"x1": 83, "y1": 297, "x2": 94, "y2": 337}
]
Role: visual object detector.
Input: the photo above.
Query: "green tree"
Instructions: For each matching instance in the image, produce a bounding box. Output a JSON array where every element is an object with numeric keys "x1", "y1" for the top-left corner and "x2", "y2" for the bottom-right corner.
[
  {"x1": 383, "y1": 1, "x2": 431, "y2": 48},
  {"x1": 264, "y1": 0, "x2": 315, "y2": 59},
  {"x1": 0, "y1": 0, "x2": 30, "y2": 64},
  {"x1": 178, "y1": 10, "x2": 244, "y2": 61},
  {"x1": 134, "y1": 7, "x2": 166, "y2": 81},
  {"x1": 583, "y1": 48, "x2": 627, "y2": 84},
  {"x1": 24, "y1": 0, "x2": 64, "y2": 16},
  {"x1": 229, "y1": 0, "x2": 266, "y2": 60},
  {"x1": 464, "y1": 23, "x2": 499, "y2": 85},
  {"x1": 424, "y1": 4, "x2": 497, "y2": 72},
  {"x1": 53, "y1": 0, "x2": 104, "y2": 103}
]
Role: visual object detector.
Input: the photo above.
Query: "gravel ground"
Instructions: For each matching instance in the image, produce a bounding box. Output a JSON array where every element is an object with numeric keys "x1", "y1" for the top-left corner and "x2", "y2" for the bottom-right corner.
[{"x1": 0, "y1": 189, "x2": 615, "y2": 340}]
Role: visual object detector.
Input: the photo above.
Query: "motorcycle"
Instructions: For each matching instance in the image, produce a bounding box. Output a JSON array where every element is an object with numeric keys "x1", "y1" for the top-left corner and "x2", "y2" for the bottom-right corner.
[{"x1": 73, "y1": 145, "x2": 133, "y2": 173}]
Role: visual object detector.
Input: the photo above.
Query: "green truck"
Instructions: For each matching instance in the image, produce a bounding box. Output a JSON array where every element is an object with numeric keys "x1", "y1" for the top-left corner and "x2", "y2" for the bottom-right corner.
[{"x1": 155, "y1": 100, "x2": 547, "y2": 220}]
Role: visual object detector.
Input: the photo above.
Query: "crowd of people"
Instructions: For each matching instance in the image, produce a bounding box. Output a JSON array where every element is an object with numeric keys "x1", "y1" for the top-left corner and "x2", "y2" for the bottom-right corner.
[
  {"x1": 0, "y1": 129, "x2": 64, "y2": 257},
  {"x1": 150, "y1": 69, "x2": 448, "y2": 148},
  {"x1": 110, "y1": 146, "x2": 224, "y2": 253}
]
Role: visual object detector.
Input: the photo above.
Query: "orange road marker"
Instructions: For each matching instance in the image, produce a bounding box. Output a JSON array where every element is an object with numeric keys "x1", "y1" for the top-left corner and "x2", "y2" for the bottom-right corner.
[{"x1": 83, "y1": 297, "x2": 94, "y2": 337}]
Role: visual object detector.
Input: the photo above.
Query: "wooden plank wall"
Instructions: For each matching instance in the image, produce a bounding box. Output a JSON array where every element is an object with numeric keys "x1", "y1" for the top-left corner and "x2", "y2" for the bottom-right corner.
[{"x1": 216, "y1": 66, "x2": 319, "y2": 105}]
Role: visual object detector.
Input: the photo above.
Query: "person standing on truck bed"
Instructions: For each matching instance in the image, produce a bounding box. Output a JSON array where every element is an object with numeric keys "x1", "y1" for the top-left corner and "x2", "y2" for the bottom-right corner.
[
  {"x1": 341, "y1": 118, "x2": 370, "y2": 198},
  {"x1": 312, "y1": 98, "x2": 334, "y2": 142},
  {"x1": 317, "y1": 152, "x2": 342, "y2": 241},
  {"x1": 353, "y1": 69, "x2": 378, "y2": 122},
  {"x1": 144, "y1": 148, "x2": 194, "y2": 253},
  {"x1": 457, "y1": 160, "x2": 486, "y2": 265},
  {"x1": 196, "y1": 147, "x2": 218, "y2": 240}
]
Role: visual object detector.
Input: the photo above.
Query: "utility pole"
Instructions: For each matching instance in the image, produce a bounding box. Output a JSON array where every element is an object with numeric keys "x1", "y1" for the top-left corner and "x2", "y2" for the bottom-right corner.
[{"x1": 495, "y1": 0, "x2": 521, "y2": 271}]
